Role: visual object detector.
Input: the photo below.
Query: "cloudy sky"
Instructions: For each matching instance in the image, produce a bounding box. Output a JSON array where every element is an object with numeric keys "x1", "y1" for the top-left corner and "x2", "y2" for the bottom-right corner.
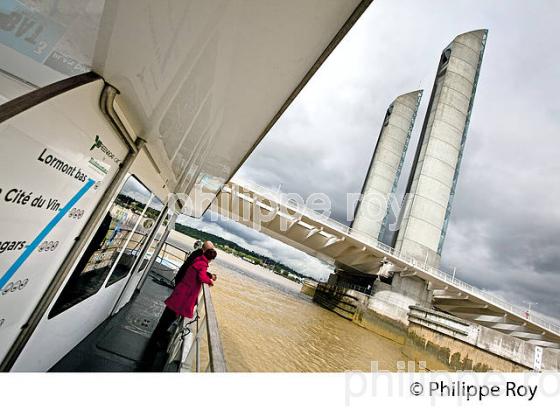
[{"x1": 181, "y1": 0, "x2": 560, "y2": 318}]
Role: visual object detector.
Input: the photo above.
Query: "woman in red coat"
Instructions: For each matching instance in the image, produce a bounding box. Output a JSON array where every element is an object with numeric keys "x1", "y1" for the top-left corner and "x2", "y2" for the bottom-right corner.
[
  {"x1": 149, "y1": 248, "x2": 217, "y2": 347},
  {"x1": 165, "y1": 249, "x2": 216, "y2": 318}
]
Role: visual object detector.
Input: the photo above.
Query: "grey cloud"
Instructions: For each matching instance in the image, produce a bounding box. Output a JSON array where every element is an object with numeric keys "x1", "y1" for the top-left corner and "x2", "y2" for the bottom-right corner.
[{"x1": 218, "y1": 0, "x2": 560, "y2": 318}]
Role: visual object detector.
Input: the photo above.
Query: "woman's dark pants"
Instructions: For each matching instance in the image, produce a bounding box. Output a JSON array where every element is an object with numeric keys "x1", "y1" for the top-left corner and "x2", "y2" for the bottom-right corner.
[
  {"x1": 151, "y1": 307, "x2": 178, "y2": 345},
  {"x1": 139, "y1": 307, "x2": 177, "y2": 371}
]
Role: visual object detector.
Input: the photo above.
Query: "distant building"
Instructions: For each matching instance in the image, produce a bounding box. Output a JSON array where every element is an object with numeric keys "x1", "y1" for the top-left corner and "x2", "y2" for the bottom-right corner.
[
  {"x1": 288, "y1": 273, "x2": 302, "y2": 283},
  {"x1": 242, "y1": 256, "x2": 257, "y2": 264}
]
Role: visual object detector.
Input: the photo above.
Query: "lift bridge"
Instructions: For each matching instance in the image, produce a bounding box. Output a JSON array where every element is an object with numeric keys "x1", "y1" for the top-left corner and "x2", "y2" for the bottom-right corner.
[{"x1": 211, "y1": 180, "x2": 560, "y2": 349}]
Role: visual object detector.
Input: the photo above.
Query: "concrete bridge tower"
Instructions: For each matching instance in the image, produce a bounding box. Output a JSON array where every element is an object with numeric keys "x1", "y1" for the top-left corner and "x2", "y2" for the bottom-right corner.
[
  {"x1": 352, "y1": 90, "x2": 423, "y2": 241},
  {"x1": 394, "y1": 29, "x2": 488, "y2": 267},
  {"x1": 369, "y1": 29, "x2": 488, "y2": 325}
]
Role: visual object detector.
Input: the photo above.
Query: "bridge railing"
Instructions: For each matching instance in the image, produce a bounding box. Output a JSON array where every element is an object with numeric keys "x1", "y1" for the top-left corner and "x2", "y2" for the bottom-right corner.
[{"x1": 232, "y1": 180, "x2": 560, "y2": 336}]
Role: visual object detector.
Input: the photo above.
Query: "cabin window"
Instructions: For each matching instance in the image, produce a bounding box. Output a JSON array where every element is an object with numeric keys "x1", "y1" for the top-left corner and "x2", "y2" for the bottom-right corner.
[
  {"x1": 104, "y1": 181, "x2": 165, "y2": 287},
  {"x1": 48, "y1": 175, "x2": 164, "y2": 318},
  {"x1": 437, "y1": 47, "x2": 452, "y2": 77},
  {"x1": 383, "y1": 104, "x2": 394, "y2": 127}
]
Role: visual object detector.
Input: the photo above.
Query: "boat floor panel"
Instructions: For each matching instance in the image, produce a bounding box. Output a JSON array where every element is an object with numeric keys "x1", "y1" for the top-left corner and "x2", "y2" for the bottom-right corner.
[{"x1": 49, "y1": 273, "x2": 174, "y2": 372}]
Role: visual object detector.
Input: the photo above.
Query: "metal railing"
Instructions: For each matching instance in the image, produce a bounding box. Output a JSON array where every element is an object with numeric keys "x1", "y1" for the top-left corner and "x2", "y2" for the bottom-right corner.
[
  {"x1": 165, "y1": 284, "x2": 227, "y2": 372},
  {"x1": 231, "y1": 180, "x2": 560, "y2": 336},
  {"x1": 142, "y1": 239, "x2": 227, "y2": 372}
]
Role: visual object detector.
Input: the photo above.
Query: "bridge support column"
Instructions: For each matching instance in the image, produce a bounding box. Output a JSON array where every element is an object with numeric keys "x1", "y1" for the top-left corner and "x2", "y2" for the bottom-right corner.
[
  {"x1": 327, "y1": 271, "x2": 375, "y2": 292},
  {"x1": 324, "y1": 270, "x2": 433, "y2": 326},
  {"x1": 327, "y1": 273, "x2": 339, "y2": 286},
  {"x1": 365, "y1": 275, "x2": 433, "y2": 326}
]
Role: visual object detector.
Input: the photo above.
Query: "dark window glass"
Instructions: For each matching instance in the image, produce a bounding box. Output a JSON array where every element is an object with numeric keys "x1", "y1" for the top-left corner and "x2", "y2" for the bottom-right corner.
[
  {"x1": 383, "y1": 104, "x2": 393, "y2": 126},
  {"x1": 105, "y1": 178, "x2": 164, "y2": 287},
  {"x1": 438, "y1": 47, "x2": 452, "y2": 77},
  {"x1": 49, "y1": 176, "x2": 163, "y2": 318}
]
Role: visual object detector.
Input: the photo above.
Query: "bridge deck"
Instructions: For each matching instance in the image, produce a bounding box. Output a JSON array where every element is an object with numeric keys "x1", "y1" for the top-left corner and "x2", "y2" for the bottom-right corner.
[{"x1": 213, "y1": 180, "x2": 560, "y2": 349}]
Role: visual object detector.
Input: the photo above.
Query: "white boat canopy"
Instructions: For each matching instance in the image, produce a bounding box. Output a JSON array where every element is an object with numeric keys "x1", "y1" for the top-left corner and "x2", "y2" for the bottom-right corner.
[{"x1": 0, "y1": 0, "x2": 372, "y2": 216}]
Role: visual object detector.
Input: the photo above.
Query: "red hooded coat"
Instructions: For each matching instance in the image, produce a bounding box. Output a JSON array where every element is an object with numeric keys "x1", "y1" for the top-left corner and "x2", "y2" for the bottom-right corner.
[{"x1": 165, "y1": 254, "x2": 213, "y2": 318}]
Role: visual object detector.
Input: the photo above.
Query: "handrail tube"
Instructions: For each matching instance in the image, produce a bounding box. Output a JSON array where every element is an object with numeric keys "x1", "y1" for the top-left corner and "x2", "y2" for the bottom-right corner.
[
  {"x1": 202, "y1": 284, "x2": 227, "y2": 372},
  {"x1": 165, "y1": 283, "x2": 227, "y2": 372},
  {"x1": 133, "y1": 211, "x2": 173, "y2": 291}
]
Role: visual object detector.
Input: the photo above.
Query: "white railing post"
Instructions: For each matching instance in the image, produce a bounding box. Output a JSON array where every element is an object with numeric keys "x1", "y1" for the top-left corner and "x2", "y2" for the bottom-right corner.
[{"x1": 195, "y1": 302, "x2": 200, "y2": 372}]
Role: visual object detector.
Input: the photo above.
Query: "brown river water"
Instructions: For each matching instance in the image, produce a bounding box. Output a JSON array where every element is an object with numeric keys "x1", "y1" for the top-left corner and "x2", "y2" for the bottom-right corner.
[
  {"x1": 210, "y1": 255, "x2": 418, "y2": 372},
  {"x1": 168, "y1": 231, "x2": 427, "y2": 372}
]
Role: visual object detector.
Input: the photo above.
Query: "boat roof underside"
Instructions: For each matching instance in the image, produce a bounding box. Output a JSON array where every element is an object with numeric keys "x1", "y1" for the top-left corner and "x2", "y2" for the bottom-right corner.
[{"x1": 97, "y1": 0, "x2": 371, "y2": 215}]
